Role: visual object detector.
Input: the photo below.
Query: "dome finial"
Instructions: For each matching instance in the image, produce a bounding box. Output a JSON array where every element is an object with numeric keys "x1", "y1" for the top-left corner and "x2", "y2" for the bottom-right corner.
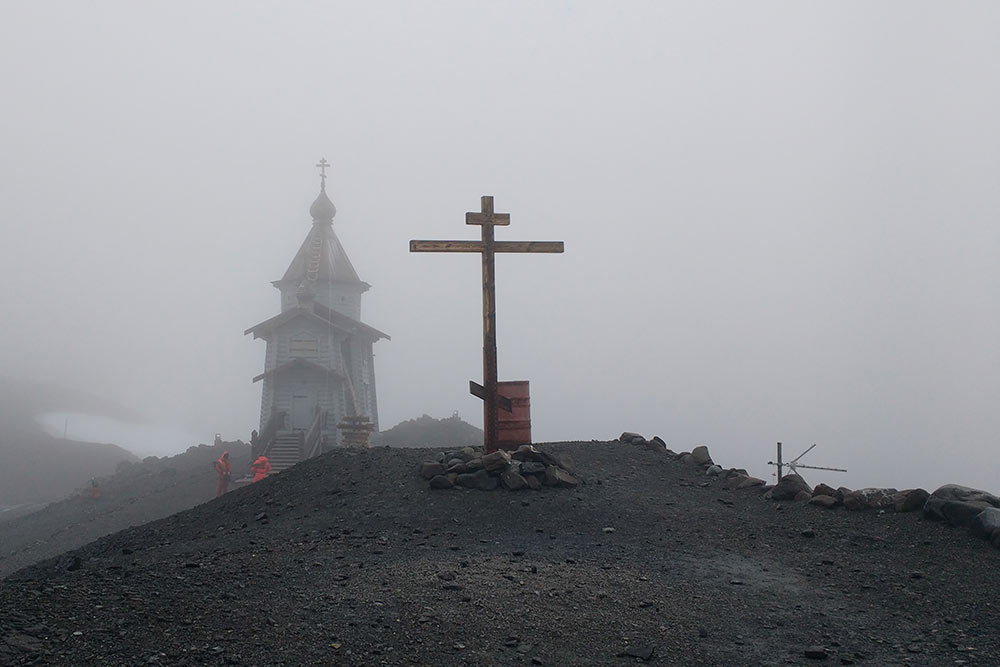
[
  {"x1": 309, "y1": 157, "x2": 337, "y2": 221},
  {"x1": 316, "y1": 157, "x2": 330, "y2": 190}
]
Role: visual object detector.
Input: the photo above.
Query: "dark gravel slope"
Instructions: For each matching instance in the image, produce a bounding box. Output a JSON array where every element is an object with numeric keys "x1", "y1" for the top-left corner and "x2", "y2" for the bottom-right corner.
[{"x1": 1, "y1": 442, "x2": 997, "y2": 666}]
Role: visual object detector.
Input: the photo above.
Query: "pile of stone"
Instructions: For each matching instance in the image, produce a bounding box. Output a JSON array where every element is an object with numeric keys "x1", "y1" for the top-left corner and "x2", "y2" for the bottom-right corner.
[
  {"x1": 618, "y1": 429, "x2": 1000, "y2": 551},
  {"x1": 419, "y1": 444, "x2": 579, "y2": 491}
]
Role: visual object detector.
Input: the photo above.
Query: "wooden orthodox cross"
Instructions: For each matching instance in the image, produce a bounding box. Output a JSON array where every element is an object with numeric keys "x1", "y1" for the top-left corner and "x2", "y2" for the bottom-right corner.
[{"x1": 410, "y1": 196, "x2": 564, "y2": 453}]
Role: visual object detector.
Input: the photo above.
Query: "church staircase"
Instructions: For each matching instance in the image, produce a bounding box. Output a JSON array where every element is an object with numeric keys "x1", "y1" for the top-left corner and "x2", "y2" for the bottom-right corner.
[{"x1": 268, "y1": 432, "x2": 304, "y2": 474}]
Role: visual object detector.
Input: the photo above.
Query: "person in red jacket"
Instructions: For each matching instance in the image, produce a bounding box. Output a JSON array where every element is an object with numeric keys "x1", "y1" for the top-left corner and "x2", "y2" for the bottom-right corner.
[
  {"x1": 214, "y1": 451, "x2": 231, "y2": 497},
  {"x1": 250, "y1": 455, "x2": 271, "y2": 482}
]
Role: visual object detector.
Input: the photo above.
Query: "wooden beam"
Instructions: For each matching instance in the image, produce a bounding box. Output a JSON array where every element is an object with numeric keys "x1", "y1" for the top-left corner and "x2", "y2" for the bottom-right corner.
[
  {"x1": 410, "y1": 240, "x2": 564, "y2": 253},
  {"x1": 410, "y1": 240, "x2": 484, "y2": 252},
  {"x1": 470, "y1": 381, "x2": 513, "y2": 412}
]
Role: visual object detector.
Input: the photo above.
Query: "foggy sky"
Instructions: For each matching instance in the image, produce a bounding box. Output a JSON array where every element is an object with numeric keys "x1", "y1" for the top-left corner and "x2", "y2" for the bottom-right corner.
[{"x1": 2, "y1": 2, "x2": 998, "y2": 492}]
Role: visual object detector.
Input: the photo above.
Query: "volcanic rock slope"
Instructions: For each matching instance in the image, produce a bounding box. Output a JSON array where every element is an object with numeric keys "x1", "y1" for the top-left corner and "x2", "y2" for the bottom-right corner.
[{"x1": 1, "y1": 442, "x2": 998, "y2": 666}]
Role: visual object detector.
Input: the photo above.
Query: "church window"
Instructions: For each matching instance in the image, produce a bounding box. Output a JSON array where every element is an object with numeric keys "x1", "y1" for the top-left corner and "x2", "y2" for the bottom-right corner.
[{"x1": 290, "y1": 334, "x2": 318, "y2": 358}]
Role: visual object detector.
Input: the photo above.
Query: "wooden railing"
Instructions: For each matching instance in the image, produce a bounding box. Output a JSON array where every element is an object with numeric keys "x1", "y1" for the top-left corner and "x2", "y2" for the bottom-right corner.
[
  {"x1": 254, "y1": 410, "x2": 286, "y2": 459},
  {"x1": 304, "y1": 409, "x2": 327, "y2": 459}
]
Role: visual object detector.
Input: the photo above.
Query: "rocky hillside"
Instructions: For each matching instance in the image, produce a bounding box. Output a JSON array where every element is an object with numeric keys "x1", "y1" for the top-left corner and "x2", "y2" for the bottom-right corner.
[
  {"x1": 0, "y1": 441, "x2": 250, "y2": 578},
  {"x1": 0, "y1": 377, "x2": 142, "y2": 507},
  {"x1": 372, "y1": 413, "x2": 483, "y2": 448},
  {"x1": 1, "y1": 440, "x2": 998, "y2": 666}
]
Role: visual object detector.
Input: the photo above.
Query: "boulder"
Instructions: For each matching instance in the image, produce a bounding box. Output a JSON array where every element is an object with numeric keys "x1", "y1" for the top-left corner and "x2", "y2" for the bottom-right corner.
[
  {"x1": 619, "y1": 432, "x2": 643, "y2": 444},
  {"x1": 735, "y1": 476, "x2": 766, "y2": 490},
  {"x1": 768, "y1": 474, "x2": 811, "y2": 501},
  {"x1": 969, "y1": 508, "x2": 1000, "y2": 540},
  {"x1": 500, "y1": 465, "x2": 527, "y2": 491},
  {"x1": 544, "y1": 465, "x2": 579, "y2": 488},
  {"x1": 456, "y1": 469, "x2": 498, "y2": 491},
  {"x1": 794, "y1": 490, "x2": 813, "y2": 502},
  {"x1": 524, "y1": 475, "x2": 543, "y2": 490},
  {"x1": 706, "y1": 465, "x2": 722, "y2": 476},
  {"x1": 809, "y1": 495, "x2": 839, "y2": 509},
  {"x1": 929, "y1": 484, "x2": 1000, "y2": 507},
  {"x1": 720, "y1": 468, "x2": 749, "y2": 481},
  {"x1": 519, "y1": 461, "x2": 546, "y2": 476},
  {"x1": 645, "y1": 439, "x2": 666, "y2": 453},
  {"x1": 650, "y1": 436, "x2": 668, "y2": 449},
  {"x1": 680, "y1": 453, "x2": 695, "y2": 465},
  {"x1": 724, "y1": 474, "x2": 749, "y2": 490},
  {"x1": 812, "y1": 483, "x2": 843, "y2": 503},
  {"x1": 893, "y1": 488, "x2": 929, "y2": 513},
  {"x1": 843, "y1": 488, "x2": 898, "y2": 511},
  {"x1": 691, "y1": 445, "x2": 713, "y2": 465},
  {"x1": 428, "y1": 474, "x2": 454, "y2": 490},
  {"x1": 923, "y1": 497, "x2": 994, "y2": 527},
  {"x1": 481, "y1": 449, "x2": 512, "y2": 472},
  {"x1": 420, "y1": 462, "x2": 446, "y2": 479}
]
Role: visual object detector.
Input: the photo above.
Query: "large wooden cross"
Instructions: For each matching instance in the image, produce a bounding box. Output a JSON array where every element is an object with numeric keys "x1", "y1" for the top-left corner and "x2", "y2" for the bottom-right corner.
[{"x1": 410, "y1": 195, "x2": 564, "y2": 453}]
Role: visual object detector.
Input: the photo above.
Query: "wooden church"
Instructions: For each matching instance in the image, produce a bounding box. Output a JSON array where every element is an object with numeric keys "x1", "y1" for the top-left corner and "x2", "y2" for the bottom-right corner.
[{"x1": 245, "y1": 161, "x2": 388, "y2": 471}]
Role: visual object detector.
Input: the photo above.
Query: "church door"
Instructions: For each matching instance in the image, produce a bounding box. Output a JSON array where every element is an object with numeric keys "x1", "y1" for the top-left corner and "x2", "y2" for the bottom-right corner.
[{"x1": 290, "y1": 391, "x2": 314, "y2": 430}]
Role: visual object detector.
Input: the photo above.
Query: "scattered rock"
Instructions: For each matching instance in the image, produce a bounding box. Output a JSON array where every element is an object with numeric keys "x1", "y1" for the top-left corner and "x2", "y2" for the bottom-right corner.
[
  {"x1": 804, "y1": 645, "x2": 829, "y2": 660},
  {"x1": 620, "y1": 644, "x2": 655, "y2": 661}
]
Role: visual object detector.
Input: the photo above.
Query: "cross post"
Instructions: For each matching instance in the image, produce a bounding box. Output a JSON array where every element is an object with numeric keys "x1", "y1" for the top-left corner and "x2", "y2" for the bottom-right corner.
[{"x1": 410, "y1": 195, "x2": 564, "y2": 452}]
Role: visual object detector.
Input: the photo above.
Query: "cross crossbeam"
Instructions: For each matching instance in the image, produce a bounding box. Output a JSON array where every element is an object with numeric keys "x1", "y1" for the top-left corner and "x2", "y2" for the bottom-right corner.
[{"x1": 410, "y1": 195, "x2": 564, "y2": 452}]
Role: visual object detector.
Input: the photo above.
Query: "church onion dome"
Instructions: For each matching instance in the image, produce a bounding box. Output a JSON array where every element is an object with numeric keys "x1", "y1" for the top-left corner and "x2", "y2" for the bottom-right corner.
[{"x1": 309, "y1": 187, "x2": 337, "y2": 222}]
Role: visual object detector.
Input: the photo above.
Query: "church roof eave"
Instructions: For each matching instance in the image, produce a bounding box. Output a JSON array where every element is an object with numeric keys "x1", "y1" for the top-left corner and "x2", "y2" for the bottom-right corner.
[
  {"x1": 252, "y1": 358, "x2": 347, "y2": 383},
  {"x1": 244, "y1": 305, "x2": 390, "y2": 342}
]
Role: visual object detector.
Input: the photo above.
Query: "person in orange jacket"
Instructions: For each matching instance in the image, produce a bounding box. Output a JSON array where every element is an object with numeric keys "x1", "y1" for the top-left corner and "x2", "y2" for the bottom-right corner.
[
  {"x1": 214, "y1": 451, "x2": 231, "y2": 497},
  {"x1": 250, "y1": 455, "x2": 271, "y2": 482}
]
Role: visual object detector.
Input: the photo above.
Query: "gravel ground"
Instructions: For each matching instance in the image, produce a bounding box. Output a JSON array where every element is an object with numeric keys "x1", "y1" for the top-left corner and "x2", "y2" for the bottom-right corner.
[{"x1": 1, "y1": 442, "x2": 998, "y2": 666}]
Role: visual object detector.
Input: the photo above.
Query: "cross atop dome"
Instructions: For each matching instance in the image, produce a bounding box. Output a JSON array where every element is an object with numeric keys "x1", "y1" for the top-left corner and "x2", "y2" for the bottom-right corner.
[{"x1": 316, "y1": 157, "x2": 330, "y2": 190}]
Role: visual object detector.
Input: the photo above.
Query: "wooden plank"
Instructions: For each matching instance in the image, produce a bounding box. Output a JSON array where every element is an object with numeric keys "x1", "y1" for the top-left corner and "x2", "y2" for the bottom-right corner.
[
  {"x1": 466, "y1": 212, "x2": 511, "y2": 226},
  {"x1": 410, "y1": 240, "x2": 484, "y2": 252},
  {"x1": 469, "y1": 380, "x2": 513, "y2": 412},
  {"x1": 493, "y1": 241, "x2": 564, "y2": 253}
]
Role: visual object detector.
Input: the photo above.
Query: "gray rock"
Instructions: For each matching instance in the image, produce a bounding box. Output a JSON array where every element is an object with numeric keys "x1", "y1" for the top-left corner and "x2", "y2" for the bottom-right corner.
[
  {"x1": 619, "y1": 431, "x2": 643, "y2": 443},
  {"x1": 736, "y1": 476, "x2": 766, "y2": 490},
  {"x1": 680, "y1": 453, "x2": 695, "y2": 464},
  {"x1": 893, "y1": 488, "x2": 929, "y2": 513},
  {"x1": 724, "y1": 474, "x2": 749, "y2": 489},
  {"x1": 804, "y1": 646, "x2": 828, "y2": 660},
  {"x1": 812, "y1": 483, "x2": 842, "y2": 502},
  {"x1": 420, "y1": 462, "x2": 446, "y2": 479},
  {"x1": 930, "y1": 484, "x2": 1000, "y2": 507},
  {"x1": 923, "y1": 497, "x2": 995, "y2": 527},
  {"x1": 691, "y1": 445, "x2": 712, "y2": 465},
  {"x1": 519, "y1": 461, "x2": 546, "y2": 476},
  {"x1": 620, "y1": 644, "x2": 654, "y2": 661},
  {"x1": 524, "y1": 475, "x2": 543, "y2": 490},
  {"x1": 543, "y1": 465, "x2": 579, "y2": 488},
  {"x1": 969, "y1": 508, "x2": 1000, "y2": 540},
  {"x1": 456, "y1": 469, "x2": 497, "y2": 491},
  {"x1": 843, "y1": 488, "x2": 898, "y2": 511},
  {"x1": 481, "y1": 449, "x2": 512, "y2": 472},
  {"x1": 650, "y1": 436, "x2": 667, "y2": 448},
  {"x1": 500, "y1": 466, "x2": 527, "y2": 491},
  {"x1": 428, "y1": 475, "x2": 454, "y2": 490},
  {"x1": 809, "y1": 495, "x2": 839, "y2": 509},
  {"x1": 768, "y1": 474, "x2": 811, "y2": 501},
  {"x1": 706, "y1": 465, "x2": 723, "y2": 476}
]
